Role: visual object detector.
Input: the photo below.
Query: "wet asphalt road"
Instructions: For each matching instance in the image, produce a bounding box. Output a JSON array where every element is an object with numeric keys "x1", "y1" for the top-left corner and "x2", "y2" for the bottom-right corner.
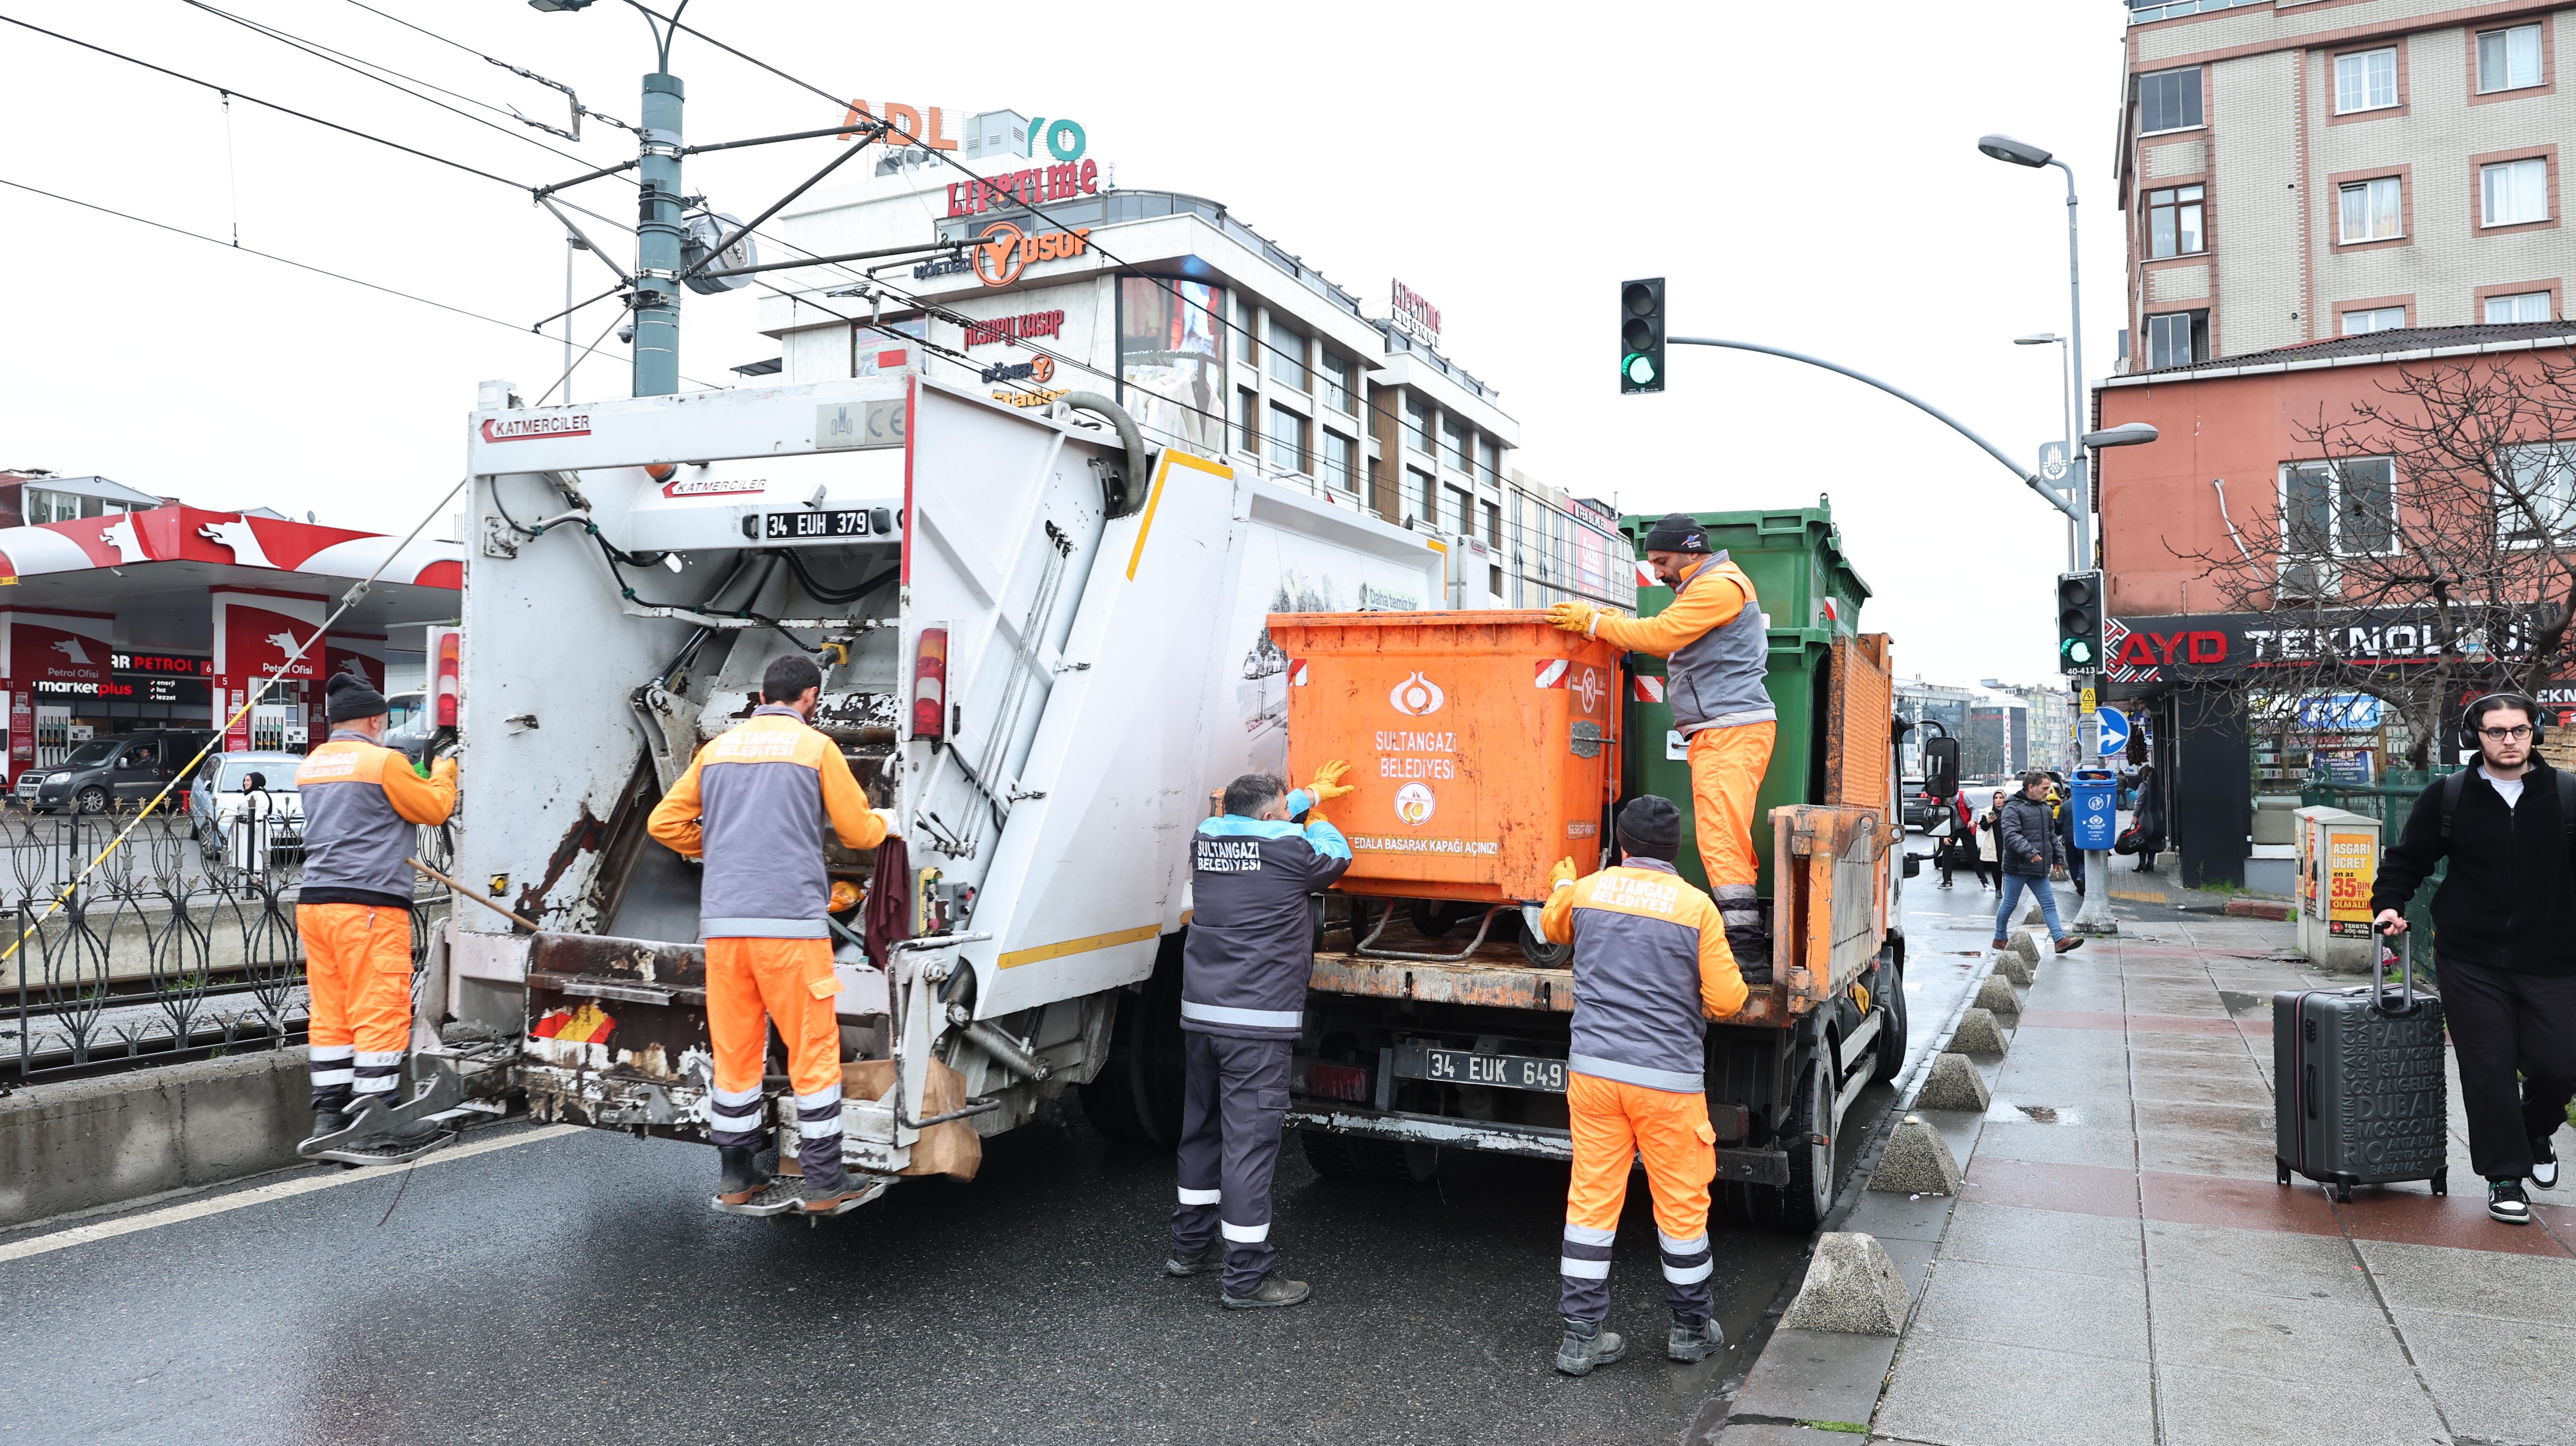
[{"x1": 0, "y1": 849, "x2": 1989, "y2": 1446}]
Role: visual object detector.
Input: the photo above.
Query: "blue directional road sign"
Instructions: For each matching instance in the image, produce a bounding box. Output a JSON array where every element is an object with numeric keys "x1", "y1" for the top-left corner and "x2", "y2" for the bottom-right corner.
[
  {"x1": 2095, "y1": 707, "x2": 2131, "y2": 758},
  {"x1": 2070, "y1": 769, "x2": 2117, "y2": 850}
]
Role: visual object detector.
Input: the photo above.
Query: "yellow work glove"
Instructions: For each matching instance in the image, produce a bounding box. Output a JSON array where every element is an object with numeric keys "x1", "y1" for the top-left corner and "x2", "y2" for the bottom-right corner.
[
  {"x1": 1550, "y1": 856, "x2": 1578, "y2": 891},
  {"x1": 1544, "y1": 601, "x2": 1598, "y2": 636},
  {"x1": 430, "y1": 756, "x2": 458, "y2": 784},
  {"x1": 1305, "y1": 759, "x2": 1354, "y2": 805}
]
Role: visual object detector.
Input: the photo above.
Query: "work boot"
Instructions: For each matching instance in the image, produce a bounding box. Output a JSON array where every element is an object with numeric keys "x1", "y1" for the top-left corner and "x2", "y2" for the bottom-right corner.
[
  {"x1": 715, "y1": 1146, "x2": 772, "y2": 1207},
  {"x1": 2053, "y1": 935, "x2": 2085, "y2": 955},
  {"x1": 1667, "y1": 1313, "x2": 1725, "y2": 1363},
  {"x1": 797, "y1": 1172, "x2": 875, "y2": 1215},
  {"x1": 1221, "y1": 1274, "x2": 1312, "y2": 1309},
  {"x1": 341, "y1": 1093, "x2": 443, "y2": 1151},
  {"x1": 2490, "y1": 1178, "x2": 2534, "y2": 1224},
  {"x1": 2532, "y1": 1138, "x2": 2560, "y2": 1191},
  {"x1": 1553, "y1": 1317, "x2": 1626, "y2": 1376},
  {"x1": 1165, "y1": 1242, "x2": 1227, "y2": 1277},
  {"x1": 308, "y1": 1106, "x2": 349, "y2": 1142}
]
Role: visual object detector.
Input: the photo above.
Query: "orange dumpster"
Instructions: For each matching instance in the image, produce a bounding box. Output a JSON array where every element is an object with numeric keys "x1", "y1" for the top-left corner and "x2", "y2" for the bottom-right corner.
[{"x1": 1267, "y1": 611, "x2": 1625, "y2": 905}]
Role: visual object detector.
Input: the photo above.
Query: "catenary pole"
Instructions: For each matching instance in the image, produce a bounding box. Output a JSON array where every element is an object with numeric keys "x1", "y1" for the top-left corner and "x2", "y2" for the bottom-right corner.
[
  {"x1": 2051, "y1": 157, "x2": 2114, "y2": 935},
  {"x1": 631, "y1": 70, "x2": 683, "y2": 396}
]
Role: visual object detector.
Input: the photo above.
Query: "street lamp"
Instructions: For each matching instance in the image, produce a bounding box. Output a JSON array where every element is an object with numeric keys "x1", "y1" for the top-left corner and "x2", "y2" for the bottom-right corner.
[{"x1": 2016, "y1": 331, "x2": 2074, "y2": 569}]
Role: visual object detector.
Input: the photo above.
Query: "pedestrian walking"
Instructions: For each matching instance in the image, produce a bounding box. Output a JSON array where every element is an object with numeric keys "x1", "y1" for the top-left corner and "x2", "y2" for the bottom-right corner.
[
  {"x1": 2130, "y1": 762, "x2": 2166, "y2": 872},
  {"x1": 2370, "y1": 692, "x2": 2576, "y2": 1226},
  {"x1": 1933, "y1": 795, "x2": 1960, "y2": 889},
  {"x1": 1995, "y1": 771, "x2": 2082, "y2": 954},
  {"x1": 1538, "y1": 795, "x2": 1747, "y2": 1376},
  {"x1": 293, "y1": 671, "x2": 459, "y2": 1157},
  {"x1": 1974, "y1": 789, "x2": 2003, "y2": 891},
  {"x1": 1547, "y1": 516, "x2": 1775, "y2": 963},
  {"x1": 1166, "y1": 763, "x2": 1353, "y2": 1308},
  {"x1": 647, "y1": 654, "x2": 900, "y2": 1215}
]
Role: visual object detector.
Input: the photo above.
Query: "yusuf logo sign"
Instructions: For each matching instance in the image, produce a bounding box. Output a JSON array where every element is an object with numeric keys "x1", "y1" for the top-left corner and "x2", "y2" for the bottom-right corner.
[
  {"x1": 971, "y1": 221, "x2": 1093, "y2": 287},
  {"x1": 1388, "y1": 672, "x2": 1445, "y2": 716}
]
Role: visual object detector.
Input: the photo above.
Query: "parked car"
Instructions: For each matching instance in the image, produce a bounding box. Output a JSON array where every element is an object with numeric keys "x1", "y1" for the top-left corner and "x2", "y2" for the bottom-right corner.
[
  {"x1": 21, "y1": 731, "x2": 217, "y2": 815},
  {"x1": 187, "y1": 751, "x2": 307, "y2": 860},
  {"x1": 1900, "y1": 776, "x2": 1935, "y2": 831}
]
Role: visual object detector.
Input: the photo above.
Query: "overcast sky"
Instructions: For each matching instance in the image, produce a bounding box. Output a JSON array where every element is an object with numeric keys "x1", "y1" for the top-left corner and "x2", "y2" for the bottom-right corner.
[{"x1": 1, "y1": 0, "x2": 2137, "y2": 690}]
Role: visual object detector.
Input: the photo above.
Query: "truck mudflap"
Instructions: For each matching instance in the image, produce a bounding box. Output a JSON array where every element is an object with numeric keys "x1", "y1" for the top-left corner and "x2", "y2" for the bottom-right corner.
[{"x1": 1286, "y1": 1104, "x2": 1791, "y2": 1184}]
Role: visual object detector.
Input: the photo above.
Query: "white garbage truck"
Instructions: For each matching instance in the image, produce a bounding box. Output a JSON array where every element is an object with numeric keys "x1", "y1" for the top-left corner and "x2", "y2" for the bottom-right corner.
[{"x1": 439, "y1": 373, "x2": 1451, "y2": 1195}]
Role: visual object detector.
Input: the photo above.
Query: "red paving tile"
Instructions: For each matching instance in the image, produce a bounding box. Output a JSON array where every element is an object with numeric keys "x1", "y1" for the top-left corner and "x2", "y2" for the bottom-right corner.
[
  {"x1": 2337, "y1": 1189, "x2": 2576, "y2": 1257},
  {"x1": 2141, "y1": 1169, "x2": 2344, "y2": 1238},
  {"x1": 2124, "y1": 1015, "x2": 2241, "y2": 1037},
  {"x1": 1959, "y1": 1158, "x2": 2140, "y2": 1219}
]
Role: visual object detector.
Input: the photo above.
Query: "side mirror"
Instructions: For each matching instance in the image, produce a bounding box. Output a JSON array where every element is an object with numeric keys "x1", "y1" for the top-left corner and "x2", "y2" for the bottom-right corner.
[{"x1": 1923, "y1": 736, "x2": 1961, "y2": 800}]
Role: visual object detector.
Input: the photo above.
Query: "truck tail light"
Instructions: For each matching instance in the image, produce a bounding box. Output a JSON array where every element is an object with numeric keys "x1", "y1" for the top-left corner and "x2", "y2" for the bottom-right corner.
[
  {"x1": 911, "y1": 627, "x2": 948, "y2": 740},
  {"x1": 433, "y1": 629, "x2": 462, "y2": 729},
  {"x1": 1294, "y1": 1060, "x2": 1370, "y2": 1103}
]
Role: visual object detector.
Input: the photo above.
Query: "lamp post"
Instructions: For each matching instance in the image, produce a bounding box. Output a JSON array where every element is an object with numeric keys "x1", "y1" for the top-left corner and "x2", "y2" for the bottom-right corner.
[{"x1": 2016, "y1": 331, "x2": 2073, "y2": 570}]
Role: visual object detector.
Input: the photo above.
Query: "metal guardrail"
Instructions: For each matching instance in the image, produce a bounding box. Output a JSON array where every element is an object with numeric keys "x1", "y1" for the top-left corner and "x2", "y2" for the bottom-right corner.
[{"x1": 0, "y1": 807, "x2": 453, "y2": 1081}]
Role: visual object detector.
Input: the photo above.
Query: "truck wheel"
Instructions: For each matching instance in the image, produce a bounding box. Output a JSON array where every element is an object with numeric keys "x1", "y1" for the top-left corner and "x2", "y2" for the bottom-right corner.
[
  {"x1": 1869, "y1": 961, "x2": 1909, "y2": 1086},
  {"x1": 1763, "y1": 1060, "x2": 1835, "y2": 1233},
  {"x1": 75, "y1": 787, "x2": 108, "y2": 816},
  {"x1": 1299, "y1": 1130, "x2": 1439, "y2": 1184}
]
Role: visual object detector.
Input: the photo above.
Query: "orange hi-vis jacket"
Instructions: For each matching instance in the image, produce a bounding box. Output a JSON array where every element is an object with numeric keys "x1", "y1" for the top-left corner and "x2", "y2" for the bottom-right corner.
[
  {"x1": 1589, "y1": 554, "x2": 1775, "y2": 734},
  {"x1": 1541, "y1": 858, "x2": 1748, "y2": 1091},
  {"x1": 295, "y1": 732, "x2": 457, "y2": 908},
  {"x1": 648, "y1": 705, "x2": 887, "y2": 939}
]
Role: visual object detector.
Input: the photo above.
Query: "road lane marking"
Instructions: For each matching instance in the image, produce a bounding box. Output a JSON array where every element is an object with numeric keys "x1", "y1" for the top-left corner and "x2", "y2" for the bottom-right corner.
[{"x1": 0, "y1": 1123, "x2": 582, "y2": 1264}]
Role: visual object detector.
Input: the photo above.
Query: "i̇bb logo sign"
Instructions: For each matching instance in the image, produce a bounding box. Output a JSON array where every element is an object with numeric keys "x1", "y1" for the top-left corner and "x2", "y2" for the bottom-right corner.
[{"x1": 1388, "y1": 672, "x2": 1445, "y2": 716}]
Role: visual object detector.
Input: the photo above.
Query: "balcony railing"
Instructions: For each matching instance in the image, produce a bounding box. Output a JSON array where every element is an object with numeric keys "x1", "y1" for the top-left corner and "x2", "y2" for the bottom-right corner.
[{"x1": 2129, "y1": 0, "x2": 2264, "y2": 24}]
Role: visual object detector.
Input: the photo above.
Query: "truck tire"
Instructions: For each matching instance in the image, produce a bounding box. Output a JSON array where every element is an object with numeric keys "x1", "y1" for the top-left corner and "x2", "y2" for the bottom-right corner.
[
  {"x1": 1763, "y1": 1059, "x2": 1835, "y2": 1233},
  {"x1": 1299, "y1": 1130, "x2": 1439, "y2": 1184},
  {"x1": 1078, "y1": 935, "x2": 1187, "y2": 1147},
  {"x1": 1869, "y1": 959, "x2": 1908, "y2": 1086}
]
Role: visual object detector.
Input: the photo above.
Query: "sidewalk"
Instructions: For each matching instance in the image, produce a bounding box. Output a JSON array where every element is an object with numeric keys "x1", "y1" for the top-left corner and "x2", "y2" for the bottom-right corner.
[{"x1": 1716, "y1": 905, "x2": 2576, "y2": 1446}]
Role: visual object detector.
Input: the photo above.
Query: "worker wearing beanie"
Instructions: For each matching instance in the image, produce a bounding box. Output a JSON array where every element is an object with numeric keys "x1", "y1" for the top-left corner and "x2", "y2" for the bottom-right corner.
[
  {"x1": 1547, "y1": 515, "x2": 1775, "y2": 964},
  {"x1": 649, "y1": 652, "x2": 899, "y2": 1215},
  {"x1": 296, "y1": 668, "x2": 458, "y2": 1153},
  {"x1": 1538, "y1": 794, "x2": 1747, "y2": 1376}
]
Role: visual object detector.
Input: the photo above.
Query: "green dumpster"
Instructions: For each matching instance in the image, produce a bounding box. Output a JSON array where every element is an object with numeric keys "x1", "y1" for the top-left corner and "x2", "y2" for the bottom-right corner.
[{"x1": 1618, "y1": 500, "x2": 1873, "y2": 898}]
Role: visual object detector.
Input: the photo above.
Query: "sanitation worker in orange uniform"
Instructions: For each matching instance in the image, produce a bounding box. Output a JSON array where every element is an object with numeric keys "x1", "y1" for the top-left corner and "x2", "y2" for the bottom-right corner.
[
  {"x1": 1548, "y1": 514, "x2": 1775, "y2": 964},
  {"x1": 649, "y1": 654, "x2": 898, "y2": 1215},
  {"x1": 295, "y1": 670, "x2": 458, "y2": 1154},
  {"x1": 1539, "y1": 794, "x2": 1747, "y2": 1376}
]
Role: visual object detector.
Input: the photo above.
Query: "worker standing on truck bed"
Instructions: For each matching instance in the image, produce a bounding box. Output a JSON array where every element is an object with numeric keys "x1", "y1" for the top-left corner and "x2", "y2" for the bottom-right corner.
[
  {"x1": 1548, "y1": 514, "x2": 1775, "y2": 965},
  {"x1": 294, "y1": 670, "x2": 459, "y2": 1155},
  {"x1": 1540, "y1": 795, "x2": 1747, "y2": 1376},
  {"x1": 647, "y1": 655, "x2": 899, "y2": 1216},
  {"x1": 1166, "y1": 764, "x2": 1353, "y2": 1309}
]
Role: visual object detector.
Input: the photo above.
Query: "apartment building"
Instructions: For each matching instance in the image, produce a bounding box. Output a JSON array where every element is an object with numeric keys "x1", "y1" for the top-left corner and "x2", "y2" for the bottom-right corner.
[
  {"x1": 2120, "y1": 0, "x2": 2576, "y2": 367},
  {"x1": 753, "y1": 137, "x2": 1627, "y2": 611}
]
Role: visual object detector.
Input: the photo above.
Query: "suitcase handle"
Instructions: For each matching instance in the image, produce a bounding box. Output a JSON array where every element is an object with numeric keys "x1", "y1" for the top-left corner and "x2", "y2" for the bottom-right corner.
[{"x1": 2374, "y1": 923, "x2": 2417, "y2": 1015}]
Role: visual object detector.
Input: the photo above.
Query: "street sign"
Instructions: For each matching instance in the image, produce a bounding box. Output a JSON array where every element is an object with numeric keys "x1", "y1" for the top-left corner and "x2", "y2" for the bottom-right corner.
[
  {"x1": 2038, "y1": 440, "x2": 2071, "y2": 489},
  {"x1": 2095, "y1": 706, "x2": 2130, "y2": 757},
  {"x1": 2079, "y1": 685, "x2": 2096, "y2": 713}
]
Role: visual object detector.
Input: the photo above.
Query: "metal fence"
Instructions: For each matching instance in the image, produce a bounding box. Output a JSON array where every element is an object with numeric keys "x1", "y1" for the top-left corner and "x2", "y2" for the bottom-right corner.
[{"x1": 0, "y1": 807, "x2": 452, "y2": 1080}]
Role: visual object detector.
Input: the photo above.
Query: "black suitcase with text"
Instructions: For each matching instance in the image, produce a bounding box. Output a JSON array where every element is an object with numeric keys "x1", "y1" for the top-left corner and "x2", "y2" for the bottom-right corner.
[{"x1": 2274, "y1": 930, "x2": 2448, "y2": 1201}]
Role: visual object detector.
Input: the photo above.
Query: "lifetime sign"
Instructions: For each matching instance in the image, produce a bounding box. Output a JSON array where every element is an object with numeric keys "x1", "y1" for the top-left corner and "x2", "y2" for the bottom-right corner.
[{"x1": 946, "y1": 160, "x2": 1101, "y2": 217}]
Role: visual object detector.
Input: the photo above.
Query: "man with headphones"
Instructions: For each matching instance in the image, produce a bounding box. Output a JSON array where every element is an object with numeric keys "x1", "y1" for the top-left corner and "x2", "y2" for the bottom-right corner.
[{"x1": 2372, "y1": 691, "x2": 2576, "y2": 1225}]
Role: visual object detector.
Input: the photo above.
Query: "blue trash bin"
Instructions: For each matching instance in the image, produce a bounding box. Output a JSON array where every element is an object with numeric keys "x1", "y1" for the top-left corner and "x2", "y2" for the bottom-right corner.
[{"x1": 2070, "y1": 769, "x2": 2117, "y2": 851}]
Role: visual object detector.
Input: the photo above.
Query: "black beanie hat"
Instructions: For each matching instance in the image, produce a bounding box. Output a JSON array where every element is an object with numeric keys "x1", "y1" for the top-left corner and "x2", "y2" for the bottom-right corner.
[
  {"x1": 1616, "y1": 794, "x2": 1684, "y2": 861},
  {"x1": 1640, "y1": 513, "x2": 1712, "y2": 554},
  {"x1": 325, "y1": 669, "x2": 389, "y2": 723}
]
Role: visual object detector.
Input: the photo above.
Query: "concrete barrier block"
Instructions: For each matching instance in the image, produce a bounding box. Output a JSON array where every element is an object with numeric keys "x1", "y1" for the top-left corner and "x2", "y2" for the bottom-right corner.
[
  {"x1": 1868, "y1": 1115, "x2": 1964, "y2": 1197},
  {"x1": 1949, "y1": 1007, "x2": 2010, "y2": 1057},
  {"x1": 1781, "y1": 1231, "x2": 1912, "y2": 1335},
  {"x1": 1993, "y1": 951, "x2": 2036, "y2": 987},
  {"x1": 1913, "y1": 1052, "x2": 1991, "y2": 1112},
  {"x1": 2011, "y1": 933, "x2": 2042, "y2": 964},
  {"x1": 1972, "y1": 976, "x2": 2022, "y2": 1023},
  {"x1": 0, "y1": 1048, "x2": 308, "y2": 1228}
]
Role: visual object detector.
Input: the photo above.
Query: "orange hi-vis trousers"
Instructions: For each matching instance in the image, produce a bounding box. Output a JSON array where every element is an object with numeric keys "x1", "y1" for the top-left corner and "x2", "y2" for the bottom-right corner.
[
  {"x1": 299, "y1": 903, "x2": 415, "y2": 1112},
  {"x1": 704, "y1": 937, "x2": 847, "y2": 1184},
  {"x1": 1688, "y1": 720, "x2": 1776, "y2": 941},
  {"x1": 1559, "y1": 1072, "x2": 1718, "y2": 1323}
]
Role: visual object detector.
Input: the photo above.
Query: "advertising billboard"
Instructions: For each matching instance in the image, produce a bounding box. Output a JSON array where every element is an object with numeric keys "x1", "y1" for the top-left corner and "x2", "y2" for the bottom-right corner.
[{"x1": 1118, "y1": 278, "x2": 1226, "y2": 459}]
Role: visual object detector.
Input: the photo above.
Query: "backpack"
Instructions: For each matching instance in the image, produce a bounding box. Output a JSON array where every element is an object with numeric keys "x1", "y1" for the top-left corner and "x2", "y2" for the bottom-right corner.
[{"x1": 2436, "y1": 768, "x2": 2576, "y2": 841}]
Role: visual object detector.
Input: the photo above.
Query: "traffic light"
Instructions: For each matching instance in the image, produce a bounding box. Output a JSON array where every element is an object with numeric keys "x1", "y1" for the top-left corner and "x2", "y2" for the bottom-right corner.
[
  {"x1": 1620, "y1": 278, "x2": 1665, "y2": 393},
  {"x1": 2056, "y1": 571, "x2": 2104, "y2": 674}
]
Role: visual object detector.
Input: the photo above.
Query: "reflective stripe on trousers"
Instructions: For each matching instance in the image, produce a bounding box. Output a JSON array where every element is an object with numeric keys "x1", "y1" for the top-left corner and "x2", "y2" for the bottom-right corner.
[
  {"x1": 706, "y1": 937, "x2": 847, "y2": 1186},
  {"x1": 1170, "y1": 1032, "x2": 1292, "y2": 1298},
  {"x1": 1687, "y1": 721, "x2": 1776, "y2": 899},
  {"x1": 1561, "y1": 1072, "x2": 1719, "y2": 1322},
  {"x1": 298, "y1": 903, "x2": 413, "y2": 1112}
]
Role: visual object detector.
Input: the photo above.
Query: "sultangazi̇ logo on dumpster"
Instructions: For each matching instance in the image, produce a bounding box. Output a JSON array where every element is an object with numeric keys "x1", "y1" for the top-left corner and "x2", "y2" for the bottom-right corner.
[
  {"x1": 1394, "y1": 781, "x2": 1437, "y2": 826},
  {"x1": 1389, "y1": 672, "x2": 1445, "y2": 716}
]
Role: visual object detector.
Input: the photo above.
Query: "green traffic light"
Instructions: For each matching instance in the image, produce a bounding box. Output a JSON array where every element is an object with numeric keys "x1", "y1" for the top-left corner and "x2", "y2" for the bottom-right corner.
[
  {"x1": 1623, "y1": 353, "x2": 1657, "y2": 385},
  {"x1": 2063, "y1": 639, "x2": 2097, "y2": 666}
]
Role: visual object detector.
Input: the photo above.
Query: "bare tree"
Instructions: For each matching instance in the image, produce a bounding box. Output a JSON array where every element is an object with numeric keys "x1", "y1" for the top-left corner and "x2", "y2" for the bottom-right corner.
[{"x1": 2167, "y1": 353, "x2": 2576, "y2": 769}]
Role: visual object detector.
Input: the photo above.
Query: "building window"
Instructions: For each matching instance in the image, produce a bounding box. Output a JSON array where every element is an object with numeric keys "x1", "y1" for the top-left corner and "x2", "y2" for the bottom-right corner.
[
  {"x1": 1265, "y1": 316, "x2": 1307, "y2": 391},
  {"x1": 2283, "y1": 458, "x2": 2396, "y2": 560},
  {"x1": 1442, "y1": 417, "x2": 1472, "y2": 473},
  {"x1": 1320, "y1": 430, "x2": 1355, "y2": 493},
  {"x1": 1444, "y1": 485, "x2": 1474, "y2": 537},
  {"x1": 2338, "y1": 176, "x2": 2403, "y2": 242},
  {"x1": 2143, "y1": 310, "x2": 2207, "y2": 369},
  {"x1": 2138, "y1": 67, "x2": 2202, "y2": 134},
  {"x1": 1402, "y1": 394, "x2": 1432, "y2": 455},
  {"x1": 1233, "y1": 388, "x2": 1259, "y2": 455},
  {"x1": 2478, "y1": 24, "x2": 2544, "y2": 94},
  {"x1": 2486, "y1": 290, "x2": 2554, "y2": 323},
  {"x1": 2341, "y1": 305, "x2": 2408, "y2": 335},
  {"x1": 2498, "y1": 443, "x2": 2576, "y2": 545},
  {"x1": 2482, "y1": 157, "x2": 2550, "y2": 227},
  {"x1": 1405, "y1": 466, "x2": 1435, "y2": 525},
  {"x1": 2146, "y1": 185, "x2": 2205, "y2": 258},
  {"x1": 1234, "y1": 297, "x2": 1257, "y2": 366},
  {"x1": 1267, "y1": 404, "x2": 1308, "y2": 474},
  {"x1": 1481, "y1": 500, "x2": 1500, "y2": 547},
  {"x1": 1478, "y1": 436, "x2": 1501, "y2": 486},
  {"x1": 2334, "y1": 47, "x2": 2400, "y2": 114},
  {"x1": 1319, "y1": 351, "x2": 1356, "y2": 415},
  {"x1": 22, "y1": 489, "x2": 126, "y2": 524}
]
